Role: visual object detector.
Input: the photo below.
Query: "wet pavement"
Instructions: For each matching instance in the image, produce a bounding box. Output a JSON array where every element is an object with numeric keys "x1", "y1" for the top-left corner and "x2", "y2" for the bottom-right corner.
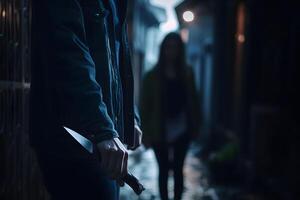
[{"x1": 120, "y1": 144, "x2": 222, "y2": 200}]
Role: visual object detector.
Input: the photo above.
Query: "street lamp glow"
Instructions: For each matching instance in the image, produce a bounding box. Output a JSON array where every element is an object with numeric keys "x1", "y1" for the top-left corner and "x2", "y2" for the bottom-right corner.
[
  {"x1": 183, "y1": 10, "x2": 194, "y2": 22},
  {"x1": 237, "y1": 34, "x2": 245, "y2": 43}
]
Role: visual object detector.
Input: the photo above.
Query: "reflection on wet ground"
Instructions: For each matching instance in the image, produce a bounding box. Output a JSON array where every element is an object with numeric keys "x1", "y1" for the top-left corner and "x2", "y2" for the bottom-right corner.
[{"x1": 120, "y1": 144, "x2": 228, "y2": 200}]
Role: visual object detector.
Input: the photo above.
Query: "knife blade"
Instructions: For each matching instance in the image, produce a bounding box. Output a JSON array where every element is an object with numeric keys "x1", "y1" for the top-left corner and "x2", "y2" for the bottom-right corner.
[
  {"x1": 63, "y1": 126, "x2": 93, "y2": 154},
  {"x1": 63, "y1": 126, "x2": 145, "y2": 195}
]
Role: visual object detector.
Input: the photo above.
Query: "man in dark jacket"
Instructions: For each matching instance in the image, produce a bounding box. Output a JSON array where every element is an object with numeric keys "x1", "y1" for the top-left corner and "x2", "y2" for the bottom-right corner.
[{"x1": 29, "y1": 0, "x2": 142, "y2": 199}]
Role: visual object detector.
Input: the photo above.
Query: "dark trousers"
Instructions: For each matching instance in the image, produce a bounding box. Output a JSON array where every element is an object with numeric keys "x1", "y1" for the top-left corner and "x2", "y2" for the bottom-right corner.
[
  {"x1": 152, "y1": 134, "x2": 190, "y2": 200},
  {"x1": 35, "y1": 149, "x2": 119, "y2": 200}
]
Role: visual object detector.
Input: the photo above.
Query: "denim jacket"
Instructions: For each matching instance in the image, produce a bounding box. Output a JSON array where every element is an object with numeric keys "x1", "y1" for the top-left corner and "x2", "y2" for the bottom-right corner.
[{"x1": 29, "y1": 0, "x2": 136, "y2": 151}]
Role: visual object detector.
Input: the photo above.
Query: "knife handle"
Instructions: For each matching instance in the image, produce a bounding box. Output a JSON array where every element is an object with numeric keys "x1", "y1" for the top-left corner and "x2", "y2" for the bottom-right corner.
[
  {"x1": 95, "y1": 149, "x2": 145, "y2": 195},
  {"x1": 122, "y1": 172, "x2": 145, "y2": 195}
]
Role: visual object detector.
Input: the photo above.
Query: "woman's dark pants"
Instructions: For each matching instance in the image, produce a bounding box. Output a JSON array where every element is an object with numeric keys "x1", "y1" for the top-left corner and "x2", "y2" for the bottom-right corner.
[{"x1": 152, "y1": 134, "x2": 190, "y2": 200}]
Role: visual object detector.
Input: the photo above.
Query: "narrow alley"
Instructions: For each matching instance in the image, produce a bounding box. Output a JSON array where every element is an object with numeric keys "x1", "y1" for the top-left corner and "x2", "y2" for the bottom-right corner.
[{"x1": 0, "y1": 0, "x2": 298, "y2": 200}]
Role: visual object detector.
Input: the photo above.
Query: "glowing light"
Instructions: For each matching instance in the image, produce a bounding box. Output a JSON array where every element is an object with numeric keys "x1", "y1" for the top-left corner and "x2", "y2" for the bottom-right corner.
[
  {"x1": 183, "y1": 11, "x2": 194, "y2": 22},
  {"x1": 2, "y1": 10, "x2": 6, "y2": 18},
  {"x1": 180, "y1": 28, "x2": 189, "y2": 43},
  {"x1": 237, "y1": 34, "x2": 245, "y2": 43}
]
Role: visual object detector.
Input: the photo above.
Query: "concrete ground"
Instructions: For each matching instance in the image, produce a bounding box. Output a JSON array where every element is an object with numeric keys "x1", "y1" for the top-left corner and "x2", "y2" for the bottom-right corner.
[{"x1": 120, "y1": 144, "x2": 222, "y2": 200}]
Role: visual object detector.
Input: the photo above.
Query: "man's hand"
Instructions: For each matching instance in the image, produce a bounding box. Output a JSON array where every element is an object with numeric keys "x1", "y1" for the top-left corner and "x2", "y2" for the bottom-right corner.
[
  {"x1": 97, "y1": 138, "x2": 128, "y2": 184},
  {"x1": 127, "y1": 123, "x2": 143, "y2": 150}
]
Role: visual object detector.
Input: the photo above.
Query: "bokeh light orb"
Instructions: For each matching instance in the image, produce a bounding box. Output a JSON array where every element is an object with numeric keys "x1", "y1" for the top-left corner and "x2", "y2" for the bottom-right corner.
[{"x1": 183, "y1": 10, "x2": 194, "y2": 22}]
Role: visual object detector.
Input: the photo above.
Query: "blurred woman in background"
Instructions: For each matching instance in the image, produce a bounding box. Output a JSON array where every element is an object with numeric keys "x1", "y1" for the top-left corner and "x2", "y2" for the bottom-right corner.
[{"x1": 140, "y1": 32, "x2": 200, "y2": 200}]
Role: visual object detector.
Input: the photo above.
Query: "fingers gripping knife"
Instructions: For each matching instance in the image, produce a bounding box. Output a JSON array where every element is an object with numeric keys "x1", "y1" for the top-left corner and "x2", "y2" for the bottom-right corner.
[{"x1": 63, "y1": 126, "x2": 145, "y2": 195}]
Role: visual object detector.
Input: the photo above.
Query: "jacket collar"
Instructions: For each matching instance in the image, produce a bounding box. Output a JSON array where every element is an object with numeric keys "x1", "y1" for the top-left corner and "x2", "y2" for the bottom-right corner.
[{"x1": 100, "y1": 0, "x2": 127, "y2": 25}]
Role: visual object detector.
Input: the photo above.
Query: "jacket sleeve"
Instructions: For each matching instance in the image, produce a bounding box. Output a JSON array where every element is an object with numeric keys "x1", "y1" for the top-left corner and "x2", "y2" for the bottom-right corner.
[
  {"x1": 139, "y1": 72, "x2": 154, "y2": 143},
  {"x1": 134, "y1": 105, "x2": 141, "y2": 127},
  {"x1": 40, "y1": 0, "x2": 118, "y2": 143}
]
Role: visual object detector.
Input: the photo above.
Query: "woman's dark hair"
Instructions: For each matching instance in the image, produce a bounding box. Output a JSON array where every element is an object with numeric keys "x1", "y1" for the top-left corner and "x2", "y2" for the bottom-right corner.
[{"x1": 157, "y1": 32, "x2": 186, "y2": 78}]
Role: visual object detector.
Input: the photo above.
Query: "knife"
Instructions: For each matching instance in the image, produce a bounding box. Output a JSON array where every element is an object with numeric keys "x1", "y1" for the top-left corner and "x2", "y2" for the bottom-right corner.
[{"x1": 63, "y1": 126, "x2": 145, "y2": 195}]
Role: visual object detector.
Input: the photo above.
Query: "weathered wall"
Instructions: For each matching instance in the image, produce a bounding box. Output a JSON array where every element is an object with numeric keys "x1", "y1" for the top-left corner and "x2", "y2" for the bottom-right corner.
[{"x1": 0, "y1": 0, "x2": 49, "y2": 199}]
